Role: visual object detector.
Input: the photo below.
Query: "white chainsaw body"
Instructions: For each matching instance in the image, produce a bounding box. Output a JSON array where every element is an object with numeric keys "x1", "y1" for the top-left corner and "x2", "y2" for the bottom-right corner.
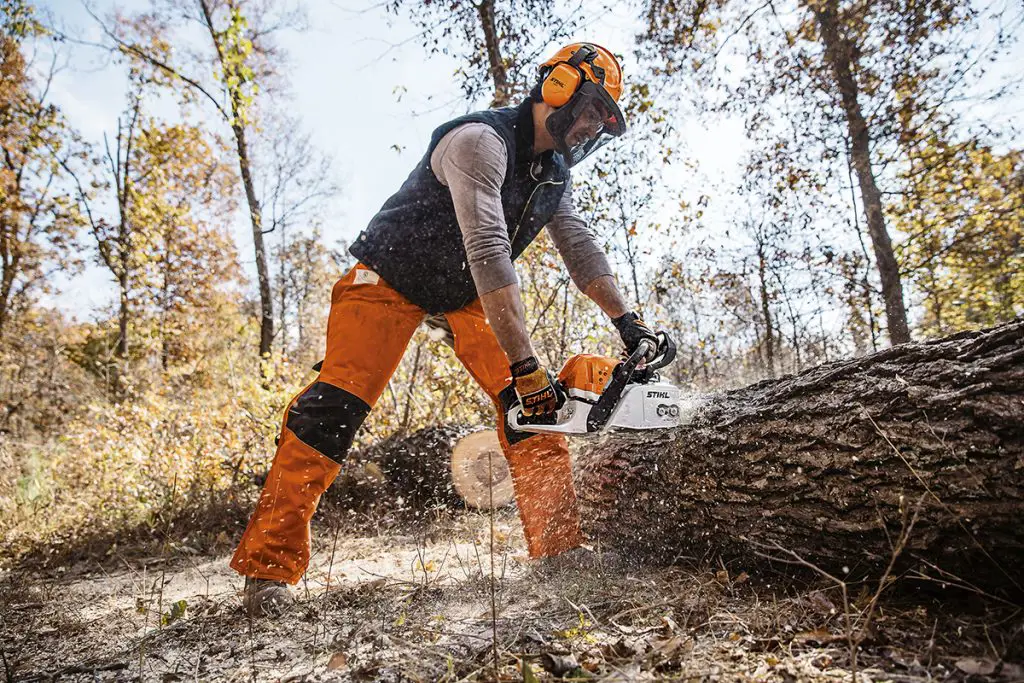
[
  {"x1": 507, "y1": 334, "x2": 687, "y2": 436},
  {"x1": 508, "y1": 379, "x2": 684, "y2": 435}
]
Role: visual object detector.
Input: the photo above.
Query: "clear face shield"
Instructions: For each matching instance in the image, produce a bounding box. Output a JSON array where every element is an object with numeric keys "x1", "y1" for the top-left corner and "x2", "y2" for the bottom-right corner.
[{"x1": 545, "y1": 80, "x2": 626, "y2": 167}]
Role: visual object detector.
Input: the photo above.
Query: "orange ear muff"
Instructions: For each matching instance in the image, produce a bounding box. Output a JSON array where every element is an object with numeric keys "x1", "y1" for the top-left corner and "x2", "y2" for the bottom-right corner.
[{"x1": 541, "y1": 62, "x2": 582, "y2": 107}]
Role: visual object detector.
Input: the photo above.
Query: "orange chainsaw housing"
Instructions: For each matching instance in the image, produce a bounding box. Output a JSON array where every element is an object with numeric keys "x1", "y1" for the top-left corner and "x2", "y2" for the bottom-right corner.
[{"x1": 557, "y1": 354, "x2": 618, "y2": 396}]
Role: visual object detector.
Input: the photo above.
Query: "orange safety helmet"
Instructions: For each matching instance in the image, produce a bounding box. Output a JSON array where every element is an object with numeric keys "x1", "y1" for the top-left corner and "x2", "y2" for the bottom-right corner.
[
  {"x1": 536, "y1": 42, "x2": 627, "y2": 166},
  {"x1": 540, "y1": 43, "x2": 624, "y2": 109}
]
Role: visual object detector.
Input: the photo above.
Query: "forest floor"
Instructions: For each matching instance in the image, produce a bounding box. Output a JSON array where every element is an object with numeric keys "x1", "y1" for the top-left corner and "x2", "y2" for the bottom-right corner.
[{"x1": 2, "y1": 506, "x2": 1022, "y2": 683}]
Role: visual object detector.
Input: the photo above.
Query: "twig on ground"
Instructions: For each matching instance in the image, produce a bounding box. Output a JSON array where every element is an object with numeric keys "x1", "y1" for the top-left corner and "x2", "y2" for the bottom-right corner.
[
  {"x1": 139, "y1": 564, "x2": 150, "y2": 676},
  {"x1": 858, "y1": 494, "x2": 923, "y2": 645},
  {"x1": 156, "y1": 473, "x2": 179, "y2": 634},
  {"x1": 752, "y1": 491, "x2": 922, "y2": 683},
  {"x1": 434, "y1": 538, "x2": 454, "y2": 584},
  {"x1": 414, "y1": 533, "x2": 430, "y2": 587},
  {"x1": 752, "y1": 541, "x2": 857, "y2": 681},
  {"x1": 20, "y1": 661, "x2": 129, "y2": 681},
  {"x1": 907, "y1": 559, "x2": 1022, "y2": 609},
  {"x1": 487, "y1": 447, "x2": 500, "y2": 679},
  {"x1": 449, "y1": 537, "x2": 476, "y2": 582},
  {"x1": 314, "y1": 521, "x2": 342, "y2": 670},
  {"x1": 607, "y1": 598, "x2": 676, "y2": 628},
  {"x1": 247, "y1": 583, "x2": 257, "y2": 683},
  {"x1": 563, "y1": 596, "x2": 601, "y2": 631},
  {"x1": 1, "y1": 644, "x2": 12, "y2": 683}
]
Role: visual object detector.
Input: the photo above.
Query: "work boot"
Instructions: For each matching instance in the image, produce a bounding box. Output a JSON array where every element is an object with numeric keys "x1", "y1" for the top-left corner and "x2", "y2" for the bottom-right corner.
[
  {"x1": 534, "y1": 546, "x2": 624, "y2": 574},
  {"x1": 242, "y1": 577, "x2": 295, "y2": 617}
]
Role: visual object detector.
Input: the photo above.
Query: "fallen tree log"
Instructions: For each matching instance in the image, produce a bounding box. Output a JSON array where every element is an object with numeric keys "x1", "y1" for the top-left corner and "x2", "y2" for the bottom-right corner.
[
  {"x1": 579, "y1": 319, "x2": 1024, "y2": 596},
  {"x1": 322, "y1": 425, "x2": 512, "y2": 511}
]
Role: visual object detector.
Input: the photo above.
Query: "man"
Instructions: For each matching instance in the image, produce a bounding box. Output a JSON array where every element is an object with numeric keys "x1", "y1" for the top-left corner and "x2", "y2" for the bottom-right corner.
[{"x1": 231, "y1": 42, "x2": 661, "y2": 615}]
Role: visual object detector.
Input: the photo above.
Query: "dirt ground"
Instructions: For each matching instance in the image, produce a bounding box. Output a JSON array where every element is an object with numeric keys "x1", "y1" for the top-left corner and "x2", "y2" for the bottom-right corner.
[{"x1": 2, "y1": 508, "x2": 1022, "y2": 682}]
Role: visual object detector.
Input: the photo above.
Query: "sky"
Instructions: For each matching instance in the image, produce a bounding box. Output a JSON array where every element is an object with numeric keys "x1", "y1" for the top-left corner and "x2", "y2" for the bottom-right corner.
[{"x1": 33, "y1": 0, "x2": 737, "y2": 319}]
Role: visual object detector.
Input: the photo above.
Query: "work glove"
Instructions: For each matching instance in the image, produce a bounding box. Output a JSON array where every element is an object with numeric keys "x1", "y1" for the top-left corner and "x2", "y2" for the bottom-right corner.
[
  {"x1": 511, "y1": 356, "x2": 566, "y2": 417},
  {"x1": 612, "y1": 311, "x2": 659, "y2": 362}
]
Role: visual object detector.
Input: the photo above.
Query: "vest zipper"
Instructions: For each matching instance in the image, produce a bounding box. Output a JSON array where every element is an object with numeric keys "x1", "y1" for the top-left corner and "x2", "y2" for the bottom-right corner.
[{"x1": 510, "y1": 163, "x2": 564, "y2": 246}]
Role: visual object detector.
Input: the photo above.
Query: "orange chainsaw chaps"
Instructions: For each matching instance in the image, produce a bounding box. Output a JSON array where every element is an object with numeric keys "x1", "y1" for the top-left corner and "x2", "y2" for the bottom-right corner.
[
  {"x1": 232, "y1": 270, "x2": 594, "y2": 581},
  {"x1": 445, "y1": 301, "x2": 585, "y2": 558},
  {"x1": 231, "y1": 264, "x2": 422, "y2": 584},
  {"x1": 318, "y1": 264, "x2": 426, "y2": 406},
  {"x1": 503, "y1": 431, "x2": 584, "y2": 557},
  {"x1": 229, "y1": 426, "x2": 341, "y2": 584}
]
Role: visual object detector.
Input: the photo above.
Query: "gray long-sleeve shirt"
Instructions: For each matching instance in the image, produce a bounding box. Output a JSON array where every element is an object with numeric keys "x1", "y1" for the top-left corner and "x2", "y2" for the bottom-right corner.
[{"x1": 430, "y1": 122, "x2": 612, "y2": 296}]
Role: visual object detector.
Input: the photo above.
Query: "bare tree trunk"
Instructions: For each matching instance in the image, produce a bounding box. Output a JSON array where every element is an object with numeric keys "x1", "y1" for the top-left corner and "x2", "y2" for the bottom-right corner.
[
  {"x1": 928, "y1": 267, "x2": 944, "y2": 334},
  {"x1": 811, "y1": 0, "x2": 910, "y2": 345},
  {"x1": 231, "y1": 115, "x2": 273, "y2": 358},
  {"x1": 111, "y1": 104, "x2": 139, "y2": 366},
  {"x1": 296, "y1": 289, "x2": 306, "y2": 353},
  {"x1": 477, "y1": 0, "x2": 511, "y2": 107},
  {"x1": 846, "y1": 145, "x2": 881, "y2": 352},
  {"x1": 159, "y1": 228, "x2": 172, "y2": 371},
  {"x1": 580, "y1": 318, "x2": 1024, "y2": 595},
  {"x1": 117, "y1": 267, "x2": 129, "y2": 360},
  {"x1": 199, "y1": 0, "x2": 274, "y2": 360},
  {"x1": 624, "y1": 222, "x2": 643, "y2": 310},
  {"x1": 114, "y1": 259, "x2": 129, "y2": 397},
  {"x1": 115, "y1": 130, "x2": 131, "y2": 364},
  {"x1": 0, "y1": 244, "x2": 15, "y2": 341},
  {"x1": 756, "y1": 243, "x2": 775, "y2": 378},
  {"x1": 278, "y1": 223, "x2": 288, "y2": 355},
  {"x1": 689, "y1": 297, "x2": 710, "y2": 384}
]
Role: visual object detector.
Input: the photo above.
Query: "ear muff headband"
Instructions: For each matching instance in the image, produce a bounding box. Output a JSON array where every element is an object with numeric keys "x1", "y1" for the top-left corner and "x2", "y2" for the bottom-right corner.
[
  {"x1": 540, "y1": 44, "x2": 599, "y2": 108},
  {"x1": 567, "y1": 44, "x2": 594, "y2": 68}
]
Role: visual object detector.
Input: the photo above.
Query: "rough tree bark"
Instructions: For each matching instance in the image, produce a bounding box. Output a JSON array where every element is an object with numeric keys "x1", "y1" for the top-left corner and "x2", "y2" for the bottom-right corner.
[{"x1": 579, "y1": 319, "x2": 1024, "y2": 595}]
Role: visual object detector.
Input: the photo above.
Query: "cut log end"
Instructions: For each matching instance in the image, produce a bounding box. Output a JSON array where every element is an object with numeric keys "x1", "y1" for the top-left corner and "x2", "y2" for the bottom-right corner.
[
  {"x1": 451, "y1": 429, "x2": 514, "y2": 509},
  {"x1": 323, "y1": 425, "x2": 514, "y2": 511}
]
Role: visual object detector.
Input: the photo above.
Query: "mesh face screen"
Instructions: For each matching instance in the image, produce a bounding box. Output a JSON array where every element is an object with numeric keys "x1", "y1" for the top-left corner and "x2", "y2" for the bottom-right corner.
[{"x1": 546, "y1": 82, "x2": 625, "y2": 167}]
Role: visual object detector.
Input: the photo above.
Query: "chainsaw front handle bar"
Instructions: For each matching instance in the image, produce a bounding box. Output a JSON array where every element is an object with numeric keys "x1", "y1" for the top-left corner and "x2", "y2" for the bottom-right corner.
[
  {"x1": 587, "y1": 339, "x2": 654, "y2": 432},
  {"x1": 644, "y1": 331, "x2": 676, "y2": 372}
]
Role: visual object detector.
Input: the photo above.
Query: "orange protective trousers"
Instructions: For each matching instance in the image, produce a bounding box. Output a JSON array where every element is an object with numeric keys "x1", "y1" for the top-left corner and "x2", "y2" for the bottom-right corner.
[{"x1": 230, "y1": 264, "x2": 583, "y2": 583}]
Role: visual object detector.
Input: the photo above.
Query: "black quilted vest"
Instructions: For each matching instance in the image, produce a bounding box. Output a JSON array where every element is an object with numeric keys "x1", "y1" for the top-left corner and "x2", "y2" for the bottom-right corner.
[{"x1": 349, "y1": 99, "x2": 570, "y2": 313}]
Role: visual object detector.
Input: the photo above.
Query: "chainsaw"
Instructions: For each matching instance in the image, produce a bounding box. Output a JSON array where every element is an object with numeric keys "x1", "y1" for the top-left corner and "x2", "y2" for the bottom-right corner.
[{"x1": 508, "y1": 332, "x2": 684, "y2": 435}]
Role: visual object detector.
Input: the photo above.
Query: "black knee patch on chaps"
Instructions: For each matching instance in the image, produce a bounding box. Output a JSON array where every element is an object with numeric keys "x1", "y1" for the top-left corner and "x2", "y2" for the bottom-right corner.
[{"x1": 286, "y1": 382, "x2": 371, "y2": 463}]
